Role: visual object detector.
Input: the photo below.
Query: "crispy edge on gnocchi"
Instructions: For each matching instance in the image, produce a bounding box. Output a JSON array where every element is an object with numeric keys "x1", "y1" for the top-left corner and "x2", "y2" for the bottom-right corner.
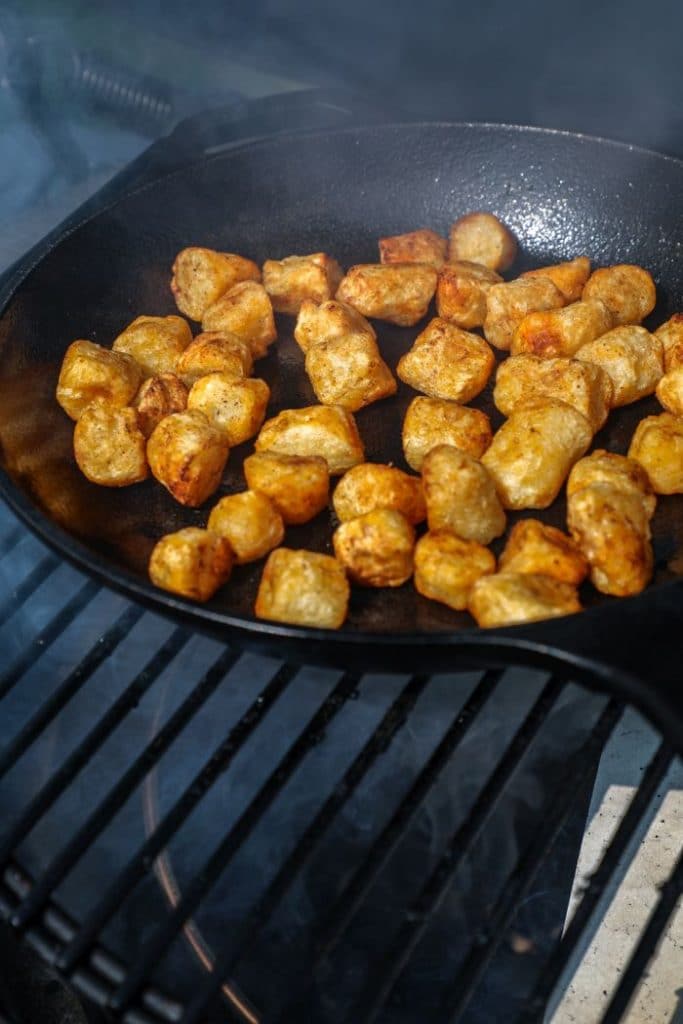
[
  {"x1": 332, "y1": 463, "x2": 425, "y2": 524},
  {"x1": 582, "y1": 264, "x2": 656, "y2": 326},
  {"x1": 498, "y1": 519, "x2": 589, "y2": 585},
  {"x1": 149, "y1": 527, "x2": 233, "y2": 601},
  {"x1": 262, "y1": 253, "x2": 343, "y2": 314},
  {"x1": 175, "y1": 331, "x2": 253, "y2": 386},
  {"x1": 294, "y1": 298, "x2": 376, "y2": 354},
  {"x1": 484, "y1": 276, "x2": 565, "y2": 351},
  {"x1": 187, "y1": 374, "x2": 270, "y2": 446},
  {"x1": 402, "y1": 396, "x2": 493, "y2": 471},
  {"x1": 56, "y1": 340, "x2": 143, "y2": 421},
  {"x1": 146, "y1": 409, "x2": 229, "y2": 506},
  {"x1": 447, "y1": 212, "x2": 517, "y2": 271},
  {"x1": 436, "y1": 260, "x2": 502, "y2": 329},
  {"x1": 243, "y1": 451, "x2": 330, "y2": 525},
  {"x1": 255, "y1": 404, "x2": 365, "y2": 475},
  {"x1": 333, "y1": 508, "x2": 415, "y2": 587},
  {"x1": 336, "y1": 263, "x2": 438, "y2": 327},
  {"x1": 208, "y1": 490, "x2": 285, "y2": 563},
  {"x1": 134, "y1": 373, "x2": 188, "y2": 438},
  {"x1": 255, "y1": 547, "x2": 350, "y2": 629},
  {"x1": 567, "y1": 449, "x2": 656, "y2": 519},
  {"x1": 521, "y1": 256, "x2": 591, "y2": 303},
  {"x1": 73, "y1": 403, "x2": 148, "y2": 487},
  {"x1": 421, "y1": 444, "x2": 506, "y2": 545},
  {"x1": 575, "y1": 325, "x2": 663, "y2": 407},
  {"x1": 414, "y1": 529, "x2": 496, "y2": 610},
  {"x1": 510, "y1": 299, "x2": 613, "y2": 358},
  {"x1": 493, "y1": 353, "x2": 613, "y2": 431},
  {"x1": 305, "y1": 332, "x2": 397, "y2": 412},
  {"x1": 628, "y1": 412, "x2": 683, "y2": 494},
  {"x1": 379, "y1": 228, "x2": 447, "y2": 268},
  {"x1": 468, "y1": 572, "x2": 582, "y2": 628},
  {"x1": 112, "y1": 315, "x2": 192, "y2": 377},
  {"x1": 171, "y1": 247, "x2": 261, "y2": 321},
  {"x1": 654, "y1": 314, "x2": 683, "y2": 371},
  {"x1": 656, "y1": 364, "x2": 683, "y2": 416},
  {"x1": 397, "y1": 317, "x2": 495, "y2": 403},
  {"x1": 201, "y1": 281, "x2": 277, "y2": 359}
]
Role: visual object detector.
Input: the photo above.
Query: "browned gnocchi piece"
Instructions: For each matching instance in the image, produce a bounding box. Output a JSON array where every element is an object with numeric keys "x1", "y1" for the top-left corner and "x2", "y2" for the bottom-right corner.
[
  {"x1": 134, "y1": 373, "x2": 188, "y2": 438},
  {"x1": 628, "y1": 412, "x2": 683, "y2": 494},
  {"x1": 112, "y1": 315, "x2": 192, "y2": 377},
  {"x1": 73, "y1": 403, "x2": 148, "y2": 486},
  {"x1": 510, "y1": 299, "x2": 613, "y2": 358},
  {"x1": 294, "y1": 299, "x2": 376, "y2": 354},
  {"x1": 262, "y1": 253, "x2": 343, "y2": 314},
  {"x1": 333, "y1": 508, "x2": 415, "y2": 587},
  {"x1": 397, "y1": 317, "x2": 495, "y2": 403},
  {"x1": 498, "y1": 519, "x2": 589, "y2": 585},
  {"x1": 421, "y1": 445, "x2": 506, "y2": 545},
  {"x1": 171, "y1": 247, "x2": 261, "y2": 321},
  {"x1": 484, "y1": 276, "x2": 565, "y2": 351},
  {"x1": 255, "y1": 404, "x2": 365, "y2": 475},
  {"x1": 468, "y1": 572, "x2": 582, "y2": 628},
  {"x1": 493, "y1": 353, "x2": 613, "y2": 431},
  {"x1": 567, "y1": 449, "x2": 656, "y2": 519},
  {"x1": 576, "y1": 325, "x2": 663, "y2": 406},
  {"x1": 56, "y1": 340, "x2": 143, "y2": 421},
  {"x1": 147, "y1": 409, "x2": 229, "y2": 506},
  {"x1": 582, "y1": 264, "x2": 656, "y2": 326},
  {"x1": 379, "y1": 228, "x2": 447, "y2": 268},
  {"x1": 414, "y1": 530, "x2": 496, "y2": 610},
  {"x1": 175, "y1": 331, "x2": 253, "y2": 386},
  {"x1": 447, "y1": 212, "x2": 517, "y2": 271},
  {"x1": 243, "y1": 452, "x2": 329, "y2": 525},
  {"x1": 201, "y1": 281, "x2": 276, "y2": 359},
  {"x1": 521, "y1": 256, "x2": 591, "y2": 303},
  {"x1": 305, "y1": 333, "x2": 397, "y2": 412},
  {"x1": 336, "y1": 263, "x2": 437, "y2": 326},
  {"x1": 332, "y1": 463, "x2": 425, "y2": 524},
  {"x1": 402, "y1": 396, "x2": 493, "y2": 471},
  {"x1": 208, "y1": 491, "x2": 284, "y2": 563},
  {"x1": 436, "y1": 261, "x2": 502, "y2": 329},
  {"x1": 482, "y1": 399, "x2": 592, "y2": 509},
  {"x1": 654, "y1": 314, "x2": 683, "y2": 371},
  {"x1": 187, "y1": 374, "x2": 270, "y2": 446},
  {"x1": 149, "y1": 527, "x2": 233, "y2": 601},
  {"x1": 255, "y1": 548, "x2": 350, "y2": 629},
  {"x1": 656, "y1": 365, "x2": 683, "y2": 416}
]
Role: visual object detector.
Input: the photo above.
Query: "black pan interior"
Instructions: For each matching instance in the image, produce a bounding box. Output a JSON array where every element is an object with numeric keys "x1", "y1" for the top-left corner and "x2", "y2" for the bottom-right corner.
[{"x1": 1, "y1": 122, "x2": 682, "y2": 669}]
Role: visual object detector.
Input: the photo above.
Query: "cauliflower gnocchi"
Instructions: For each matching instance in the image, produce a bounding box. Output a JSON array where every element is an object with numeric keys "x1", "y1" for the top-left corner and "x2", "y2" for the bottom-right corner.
[
  {"x1": 521, "y1": 256, "x2": 591, "y2": 303},
  {"x1": 243, "y1": 451, "x2": 329, "y2": 525},
  {"x1": 421, "y1": 445, "x2": 506, "y2": 545},
  {"x1": 149, "y1": 528, "x2": 233, "y2": 601},
  {"x1": 147, "y1": 409, "x2": 229, "y2": 506},
  {"x1": 188, "y1": 374, "x2": 270, "y2": 446},
  {"x1": 498, "y1": 519, "x2": 589, "y2": 585},
  {"x1": 656, "y1": 365, "x2": 683, "y2": 416},
  {"x1": 333, "y1": 508, "x2": 415, "y2": 587},
  {"x1": 567, "y1": 450, "x2": 656, "y2": 519},
  {"x1": 468, "y1": 572, "x2": 582, "y2": 628},
  {"x1": 576, "y1": 325, "x2": 663, "y2": 407},
  {"x1": 493, "y1": 354, "x2": 613, "y2": 431},
  {"x1": 73, "y1": 403, "x2": 148, "y2": 487},
  {"x1": 201, "y1": 281, "x2": 276, "y2": 359},
  {"x1": 397, "y1": 317, "x2": 494, "y2": 403},
  {"x1": 511, "y1": 300, "x2": 613, "y2": 358},
  {"x1": 57, "y1": 340, "x2": 142, "y2": 421},
  {"x1": 305, "y1": 333, "x2": 396, "y2": 412},
  {"x1": 294, "y1": 299, "x2": 376, "y2": 354},
  {"x1": 112, "y1": 315, "x2": 192, "y2": 377},
  {"x1": 403, "y1": 397, "x2": 493, "y2": 471},
  {"x1": 336, "y1": 263, "x2": 437, "y2": 326},
  {"x1": 262, "y1": 253, "x2": 343, "y2": 314},
  {"x1": 654, "y1": 314, "x2": 683, "y2": 371},
  {"x1": 171, "y1": 247, "x2": 261, "y2": 321},
  {"x1": 175, "y1": 331, "x2": 253, "y2": 386},
  {"x1": 332, "y1": 463, "x2": 425, "y2": 524},
  {"x1": 256, "y1": 404, "x2": 364, "y2": 475},
  {"x1": 582, "y1": 264, "x2": 656, "y2": 326},
  {"x1": 414, "y1": 530, "x2": 496, "y2": 610},
  {"x1": 255, "y1": 548, "x2": 349, "y2": 629},
  {"x1": 379, "y1": 228, "x2": 447, "y2": 268},
  {"x1": 208, "y1": 490, "x2": 284, "y2": 563},
  {"x1": 628, "y1": 412, "x2": 683, "y2": 494},
  {"x1": 436, "y1": 261, "x2": 502, "y2": 329},
  {"x1": 484, "y1": 276, "x2": 565, "y2": 351},
  {"x1": 448, "y1": 212, "x2": 517, "y2": 271},
  {"x1": 134, "y1": 373, "x2": 188, "y2": 438}
]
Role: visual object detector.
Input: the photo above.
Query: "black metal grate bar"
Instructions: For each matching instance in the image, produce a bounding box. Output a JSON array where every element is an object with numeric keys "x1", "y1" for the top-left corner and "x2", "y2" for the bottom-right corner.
[
  {"x1": 180, "y1": 673, "x2": 432, "y2": 1024},
  {"x1": 0, "y1": 527, "x2": 24, "y2": 562},
  {"x1": 11, "y1": 646, "x2": 242, "y2": 931},
  {"x1": 0, "y1": 578, "x2": 101, "y2": 704},
  {"x1": 0, "y1": 603, "x2": 145, "y2": 780},
  {"x1": 601, "y1": 848, "x2": 683, "y2": 1024},
  {"x1": 517, "y1": 739, "x2": 676, "y2": 1023},
  {"x1": 441, "y1": 699, "x2": 624, "y2": 1024},
  {"x1": 0, "y1": 555, "x2": 60, "y2": 628},
  {"x1": 0, "y1": 628, "x2": 190, "y2": 885},
  {"x1": 56, "y1": 660, "x2": 300, "y2": 975},
  {"x1": 351, "y1": 675, "x2": 570, "y2": 1023},
  {"x1": 110, "y1": 670, "x2": 362, "y2": 1014}
]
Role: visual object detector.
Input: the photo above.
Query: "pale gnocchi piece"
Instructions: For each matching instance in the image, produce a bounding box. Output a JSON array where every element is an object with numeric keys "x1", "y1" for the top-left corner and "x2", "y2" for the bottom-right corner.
[
  {"x1": 582, "y1": 264, "x2": 656, "y2": 326},
  {"x1": 333, "y1": 508, "x2": 415, "y2": 587},
  {"x1": 468, "y1": 572, "x2": 582, "y2": 628},
  {"x1": 521, "y1": 256, "x2": 591, "y2": 303},
  {"x1": 481, "y1": 399, "x2": 592, "y2": 510},
  {"x1": 148, "y1": 527, "x2": 233, "y2": 601},
  {"x1": 567, "y1": 449, "x2": 656, "y2": 519},
  {"x1": 335, "y1": 263, "x2": 438, "y2": 327},
  {"x1": 332, "y1": 463, "x2": 426, "y2": 524},
  {"x1": 510, "y1": 299, "x2": 613, "y2": 358},
  {"x1": 493, "y1": 353, "x2": 613, "y2": 431},
  {"x1": 436, "y1": 260, "x2": 502, "y2": 329},
  {"x1": 447, "y1": 212, "x2": 517, "y2": 271},
  {"x1": 56, "y1": 340, "x2": 143, "y2": 421},
  {"x1": 73, "y1": 404, "x2": 148, "y2": 487},
  {"x1": 147, "y1": 409, "x2": 229, "y2": 506},
  {"x1": 379, "y1": 228, "x2": 447, "y2": 268},
  {"x1": 201, "y1": 281, "x2": 276, "y2": 359},
  {"x1": 208, "y1": 490, "x2": 284, "y2": 563},
  {"x1": 654, "y1": 314, "x2": 683, "y2": 371},
  {"x1": 255, "y1": 404, "x2": 365, "y2": 475},
  {"x1": 243, "y1": 451, "x2": 329, "y2": 525},
  {"x1": 656, "y1": 365, "x2": 683, "y2": 416},
  {"x1": 402, "y1": 396, "x2": 493, "y2": 471},
  {"x1": 175, "y1": 331, "x2": 253, "y2": 386},
  {"x1": 421, "y1": 445, "x2": 506, "y2": 545},
  {"x1": 294, "y1": 299, "x2": 376, "y2": 354},
  {"x1": 262, "y1": 253, "x2": 343, "y2": 314},
  {"x1": 134, "y1": 373, "x2": 188, "y2": 438},
  {"x1": 567, "y1": 483, "x2": 653, "y2": 596},
  {"x1": 397, "y1": 317, "x2": 495, "y2": 403},
  {"x1": 484, "y1": 276, "x2": 565, "y2": 351},
  {"x1": 171, "y1": 247, "x2": 261, "y2": 321},
  {"x1": 187, "y1": 374, "x2": 270, "y2": 446},
  {"x1": 576, "y1": 325, "x2": 663, "y2": 407},
  {"x1": 628, "y1": 412, "x2": 683, "y2": 494},
  {"x1": 255, "y1": 548, "x2": 350, "y2": 629},
  {"x1": 498, "y1": 519, "x2": 589, "y2": 585},
  {"x1": 112, "y1": 315, "x2": 192, "y2": 378},
  {"x1": 414, "y1": 530, "x2": 496, "y2": 610},
  {"x1": 305, "y1": 333, "x2": 397, "y2": 412}
]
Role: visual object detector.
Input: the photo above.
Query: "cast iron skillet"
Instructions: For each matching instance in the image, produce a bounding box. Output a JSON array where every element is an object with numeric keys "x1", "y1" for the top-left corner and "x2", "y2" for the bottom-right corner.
[{"x1": 0, "y1": 123, "x2": 682, "y2": 728}]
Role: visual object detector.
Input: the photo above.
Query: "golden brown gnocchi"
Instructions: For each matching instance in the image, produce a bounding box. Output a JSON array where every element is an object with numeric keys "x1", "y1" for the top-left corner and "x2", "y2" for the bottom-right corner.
[
  {"x1": 149, "y1": 527, "x2": 233, "y2": 601},
  {"x1": 134, "y1": 373, "x2": 188, "y2": 438},
  {"x1": 414, "y1": 530, "x2": 496, "y2": 610},
  {"x1": 421, "y1": 445, "x2": 506, "y2": 544},
  {"x1": 305, "y1": 333, "x2": 396, "y2": 412},
  {"x1": 57, "y1": 340, "x2": 143, "y2": 421},
  {"x1": 484, "y1": 276, "x2": 565, "y2": 351},
  {"x1": 397, "y1": 317, "x2": 495, "y2": 403},
  {"x1": 171, "y1": 247, "x2": 261, "y2": 321},
  {"x1": 510, "y1": 300, "x2": 613, "y2": 358},
  {"x1": 336, "y1": 263, "x2": 437, "y2": 326},
  {"x1": 655, "y1": 365, "x2": 683, "y2": 416},
  {"x1": 243, "y1": 451, "x2": 329, "y2": 525},
  {"x1": 208, "y1": 490, "x2": 284, "y2": 563},
  {"x1": 402, "y1": 396, "x2": 493, "y2": 471},
  {"x1": 379, "y1": 228, "x2": 447, "y2": 268},
  {"x1": 576, "y1": 325, "x2": 663, "y2": 406},
  {"x1": 493, "y1": 354, "x2": 613, "y2": 431},
  {"x1": 582, "y1": 264, "x2": 656, "y2": 326},
  {"x1": 255, "y1": 548, "x2": 349, "y2": 629},
  {"x1": 294, "y1": 299, "x2": 376, "y2": 354},
  {"x1": 654, "y1": 314, "x2": 683, "y2": 371},
  {"x1": 447, "y1": 212, "x2": 517, "y2": 271},
  {"x1": 175, "y1": 331, "x2": 253, "y2": 386},
  {"x1": 187, "y1": 374, "x2": 270, "y2": 446},
  {"x1": 333, "y1": 508, "x2": 415, "y2": 587},
  {"x1": 201, "y1": 281, "x2": 276, "y2": 359},
  {"x1": 255, "y1": 404, "x2": 365, "y2": 475},
  {"x1": 521, "y1": 256, "x2": 591, "y2": 303},
  {"x1": 112, "y1": 315, "x2": 192, "y2": 377},
  {"x1": 332, "y1": 463, "x2": 425, "y2": 524},
  {"x1": 436, "y1": 261, "x2": 502, "y2": 329},
  {"x1": 262, "y1": 253, "x2": 343, "y2": 314},
  {"x1": 468, "y1": 572, "x2": 582, "y2": 627},
  {"x1": 147, "y1": 409, "x2": 229, "y2": 506},
  {"x1": 567, "y1": 450, "x2": 656, "y2": 519},
  {"x1": 628, "y1": 412, "x2": 683, "y2": 494},
  {"x1": 498, "y1": 519, "x2": 589, "y2": 585},
  {"x1": 73, "y1": 403, "x2": 148, "y2": 487}
]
